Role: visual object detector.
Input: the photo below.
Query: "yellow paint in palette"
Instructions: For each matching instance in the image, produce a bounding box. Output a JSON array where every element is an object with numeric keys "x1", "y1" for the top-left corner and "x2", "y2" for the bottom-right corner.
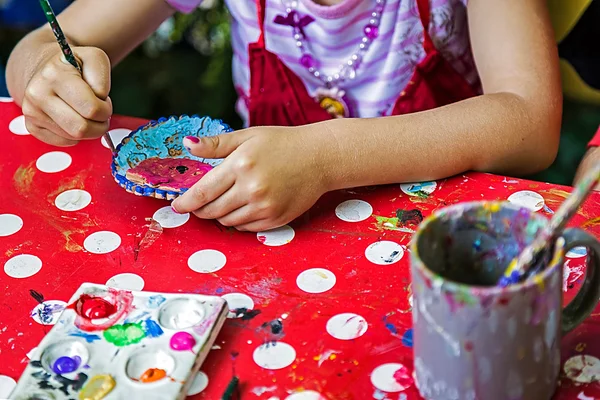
[{"x1": 79, "y1": 374, "x2": 116, "y2": 400}]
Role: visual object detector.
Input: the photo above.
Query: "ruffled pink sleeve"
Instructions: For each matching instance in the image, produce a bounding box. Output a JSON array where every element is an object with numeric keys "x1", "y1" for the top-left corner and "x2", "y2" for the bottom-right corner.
[{"x1": 165, "y1": 0, "x2": 203, "y2": 13}]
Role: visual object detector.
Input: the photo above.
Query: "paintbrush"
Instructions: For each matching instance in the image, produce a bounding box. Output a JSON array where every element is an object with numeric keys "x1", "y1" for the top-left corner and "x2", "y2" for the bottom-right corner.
[
  {"x1": 498, "y1": 160, "x2": 600, "y2": 287},
  {"x1": 221, "y1": 376, "x2": 239, "y2": 400},
  {"x1": 38, "y1": 0, "x2": 116, "y2": 152}
]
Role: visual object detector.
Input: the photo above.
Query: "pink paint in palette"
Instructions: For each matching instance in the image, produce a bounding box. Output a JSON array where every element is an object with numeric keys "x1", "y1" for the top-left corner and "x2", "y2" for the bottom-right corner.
[
  {"x1": 126, "y1": 157, "x2": 213, "y2": 192},
  {"x1": 10, "y1": 283, "x2": 228, "y2": 399}
]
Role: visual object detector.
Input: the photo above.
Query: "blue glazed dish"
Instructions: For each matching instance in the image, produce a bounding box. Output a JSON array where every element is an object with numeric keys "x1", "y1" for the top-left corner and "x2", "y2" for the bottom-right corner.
[{"x1": 111, "y1": 115, "x2": 233, "y2": 200}]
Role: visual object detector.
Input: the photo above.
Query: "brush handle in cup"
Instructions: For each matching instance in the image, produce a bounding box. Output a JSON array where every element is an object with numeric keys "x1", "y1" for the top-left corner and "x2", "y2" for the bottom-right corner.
[{"x1": 561, "y1": 228, "x2": 600, "y2": 334}]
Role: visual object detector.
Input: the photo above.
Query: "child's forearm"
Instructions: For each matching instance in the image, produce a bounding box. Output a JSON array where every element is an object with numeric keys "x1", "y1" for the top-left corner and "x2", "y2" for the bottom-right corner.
[{"x1": 311, "y1": 92, "x2": 561, "y2": 191}]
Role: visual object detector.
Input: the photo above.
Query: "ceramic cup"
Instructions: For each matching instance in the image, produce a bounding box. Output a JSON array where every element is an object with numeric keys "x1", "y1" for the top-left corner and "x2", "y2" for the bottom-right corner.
[{"x1": 410, "y1": 201, "x2": 600, "y2": 400}]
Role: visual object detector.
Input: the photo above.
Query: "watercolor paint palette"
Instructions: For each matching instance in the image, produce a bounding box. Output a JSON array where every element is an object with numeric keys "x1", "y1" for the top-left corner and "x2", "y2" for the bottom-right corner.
[
  {"x1": 10, "y1": 283, "x2": 228, "y2": 400},
  {"x1": 111, "y1": 115, "x2": 233, "y2": 201}
]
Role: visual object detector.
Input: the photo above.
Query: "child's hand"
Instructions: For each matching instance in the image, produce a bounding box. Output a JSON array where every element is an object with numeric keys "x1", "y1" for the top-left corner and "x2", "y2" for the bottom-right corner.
[
  {"x1": 22, "y1": 47, "x2": 112, "y2": 147},
  {"x1": 171, "y1": 127, "x2": 329, "y2": 232}
]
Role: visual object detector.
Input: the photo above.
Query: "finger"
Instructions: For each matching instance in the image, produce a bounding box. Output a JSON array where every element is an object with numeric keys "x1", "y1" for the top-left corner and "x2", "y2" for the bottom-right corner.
[
  {"x1": 40, "y1": 96, "x2": 110, "y2": 140},
  {"x1": 192, "y1": 188, "x2": 246, "y2": 220},
  {"x1": 22, "y1": 99, "x2": 76, "y2": 141},
  {"x1": 75, "y1": 47, "x2": 112, "y2": 100},
  {"x1": 235, "y1": 219, "x2": 280, "y2": 233},
  {"x1": 172, "y1": 167, "x2": 236, "y2": 214},
  {"x1": 53, "y1": 74, "x2": 112, "y2": 122},
  {"x1": 26, "y1": 119, "x2": 78, "y2": 147},
  {"x1": 183, "y1": 130, "x2": 251, "y2": 159},
  {"x1": 215, "y1": 205, "x2": 258, "y2": 227}
]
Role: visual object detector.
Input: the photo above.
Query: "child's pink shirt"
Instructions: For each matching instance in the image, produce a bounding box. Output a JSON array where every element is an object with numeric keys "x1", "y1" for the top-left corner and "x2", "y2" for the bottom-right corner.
[{"x1": 167, "y1": 0, "x2": 479, "y2": 126}]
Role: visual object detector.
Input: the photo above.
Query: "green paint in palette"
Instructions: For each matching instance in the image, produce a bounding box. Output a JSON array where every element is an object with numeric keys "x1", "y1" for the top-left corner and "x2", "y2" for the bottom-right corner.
[{"x1": 103, "y1": 323, "x2": 146, "y2": 346}]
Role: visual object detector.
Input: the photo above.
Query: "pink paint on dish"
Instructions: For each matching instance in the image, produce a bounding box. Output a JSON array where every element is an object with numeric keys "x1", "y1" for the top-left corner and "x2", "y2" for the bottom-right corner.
[{"x1": 127, "y1": 157, "x2": 213, "y2": 190}]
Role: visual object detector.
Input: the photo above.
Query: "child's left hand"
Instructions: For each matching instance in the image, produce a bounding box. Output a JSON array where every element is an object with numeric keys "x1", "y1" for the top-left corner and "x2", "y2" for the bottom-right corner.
[{"x1": 171, "y1": 126, "x2": 329, "y2": 232}]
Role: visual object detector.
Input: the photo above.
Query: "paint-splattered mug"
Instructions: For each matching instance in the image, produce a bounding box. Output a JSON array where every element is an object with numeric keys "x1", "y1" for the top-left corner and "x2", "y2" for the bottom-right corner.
[{"x1": 410, "y1": 201, "x2": 600, "y2": 400}]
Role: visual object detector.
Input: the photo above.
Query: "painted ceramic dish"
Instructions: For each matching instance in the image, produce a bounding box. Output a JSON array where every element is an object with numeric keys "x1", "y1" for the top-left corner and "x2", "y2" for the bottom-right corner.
[{"x1": 111, "y1": 115, "x2": 233, "y2": 200}]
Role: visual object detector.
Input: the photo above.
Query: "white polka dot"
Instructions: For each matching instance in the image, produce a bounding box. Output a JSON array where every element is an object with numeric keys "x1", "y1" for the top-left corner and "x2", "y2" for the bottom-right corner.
[
  {"x1": 296, "y1": 268, "x2": 336, "y2": 294},
  {"x1": 4, "y1": 254, "x2": 42, "y2": 278},
  {"x1": 371, "y1": 363, "x2": 412, "y2": 392},
  {"x1": 222, "y1": 293, "x2": 254, "y2": 318},
  {"x1": 9, "y1": 115, "x2": 29, "y2": 135},
  {"x1": 365, "y1": 241, "x2": 404, "y2": 265},
  {"x1": 253, "y1": 342, "x2": 296, "y2": 370},
  {"x1": 188, "y1": 249, "x2": 226, "y2": 273},
  {"x1": 0, "y1": 214, "x2": 23, "y2": 237},
  {"x1": 101, "y1": 128, "x2": 132, "y2": 149},
  {"x1": 152, "y1": 206, "x2": 190, "y2": 228},
  {"x1": 564, "y1": 355, "x2": 600, "y2": 383},
  {"x1": 54, "y1": 189, "x2": 92, "y2": 212},
  {"x1": 36, "y1": 151, "x2": 72, "y2": 173},
  {"x1": 83, "y1": 231, "x2": 121, "y2": 254},
  {"x1": 335, "y1": 200, "x2": 373, "y2": 222},
  {"x1": 187, "y1": 371, "x2": 209, "y2": 395},
  {"x1": 257, "y1": 225, "x2": 295, "y2": 246},
  {"x1": 285, "y1": 391, "x2": 325, "y2": 400},
  {"x1": 31, "y1": 300, "x2": 67, "y2": 325},
  {"x1": 106, "y1": 273, "x2": 145, "y2": 291},
  {"x1": 507, "y1": 190, "x2": 545, "y2": 212},
  {"x1": 0, "y1": 97, "x2": 13, "y2": 102},
  {"x1": 0, "y1": 375, "x2": 16, "y2": 399},
  {"x1": 400, "y1": 181, "x2": 437, "y2": 197},
  {"x1": 566, "y1": 246, "x2": 587, "y2": 259},
  {"x1": 326, "y1": 313, "x2": 368, "y2": 340}
]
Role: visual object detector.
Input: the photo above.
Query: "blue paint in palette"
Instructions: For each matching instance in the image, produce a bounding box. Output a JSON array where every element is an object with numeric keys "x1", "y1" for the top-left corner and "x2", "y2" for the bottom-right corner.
[
  {"x1": 68, "y1": 330, "x2": 101, "y2": 343},
  {"x1": 147, "y1": 295, "x2": 166, "y2": 309},
  {"x1": 143, "y1": 318, "x2": 164, "y2": 338}
]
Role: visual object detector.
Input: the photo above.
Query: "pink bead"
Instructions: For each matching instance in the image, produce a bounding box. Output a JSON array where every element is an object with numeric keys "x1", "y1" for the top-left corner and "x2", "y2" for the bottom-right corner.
[
  {"x1": 364, "y1": 25, "x2": 379, "y2": 40},
  {"x1": 300, "y1": 54, "x2": 316, "y2": 68}
]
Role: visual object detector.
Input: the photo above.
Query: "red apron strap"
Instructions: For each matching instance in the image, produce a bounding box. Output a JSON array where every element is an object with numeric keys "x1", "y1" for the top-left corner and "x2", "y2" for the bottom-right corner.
[
  {"x1": 416, "y1": 0, "x2": 435, "y2": 54},
  {"x1": 255, "y1": 0, "x2": 267, "y2": 48}
]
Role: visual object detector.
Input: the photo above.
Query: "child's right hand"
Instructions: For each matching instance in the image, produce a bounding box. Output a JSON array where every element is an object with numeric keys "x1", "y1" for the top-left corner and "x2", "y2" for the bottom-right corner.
[{"x1": 22, "y1": 47, "x2": 113, "y2": 147}]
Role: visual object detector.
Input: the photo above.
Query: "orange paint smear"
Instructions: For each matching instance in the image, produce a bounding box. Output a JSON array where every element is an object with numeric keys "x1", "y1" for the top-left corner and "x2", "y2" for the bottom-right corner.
[
  {"x1": 139, "y1": 368, "x2": 167, "y2": 383},
  {"x1": 582, "y1": 217, "x2": 600, "y2": 229}
]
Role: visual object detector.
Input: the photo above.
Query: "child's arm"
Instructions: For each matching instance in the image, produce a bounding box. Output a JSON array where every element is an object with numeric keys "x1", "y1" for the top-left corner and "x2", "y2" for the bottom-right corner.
[
  {"x1": 575, "y1": 127, "x2": 600, "y2": 189},
  {"x1": 172, "y1": 0, "x2": 562, "y2": 232},
  {"x1": 6, "y1": 0, "x2": 175, "y2": 146}
]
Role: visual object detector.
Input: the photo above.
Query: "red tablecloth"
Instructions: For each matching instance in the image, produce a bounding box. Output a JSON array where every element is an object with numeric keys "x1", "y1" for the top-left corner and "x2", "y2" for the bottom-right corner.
[{"x1": 1, "y1": 99, "x2": 600, "y2": 400}]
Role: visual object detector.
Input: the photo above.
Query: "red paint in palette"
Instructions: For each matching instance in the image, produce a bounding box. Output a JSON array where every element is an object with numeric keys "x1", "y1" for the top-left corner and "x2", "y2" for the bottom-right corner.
[
  {"x1": 67, "y1": 288, "x2": 134, "y2": 332},
  {"x1": 74, "y1": 295, "x2": 117, "y2": 319}
]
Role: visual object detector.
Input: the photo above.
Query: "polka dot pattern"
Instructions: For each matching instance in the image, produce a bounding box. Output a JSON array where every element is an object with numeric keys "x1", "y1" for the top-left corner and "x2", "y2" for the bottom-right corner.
[
  {"x1": 152, "y1": 206, "x2": 189, "y2": 228},
  {"x1": 296, "y1": 268, "x2": 336, "y2": 294},
  {"x1": 36, "y1": 151, "x2": 72, "y2": 173},
  {"x1": 101, "y1": 128, "x2": 132, "y2": 149},
  {"x1": 30, "y1": 300, "x2": 67, "y2": 325},
  {"x1": 326, "y1": 313, "x2": 368, "y2": 340},
  {"x1": 222, "y1": 293, "x2": 254, "y2": 318},
  {"x1": 400, "y1": 181, "x2": 437, "y2": 197},
  {"x1": 106, "y1": 273, "x2": 145, "y2": 291},
  {"x1": 0, "y1": 214, "x2": 23, "y2": 237},
  {"x1": 187, "y1": 371, "x2": 209, "y2": 395},
  {"x1": 285, "y1": 391, "x2": 325, "y2": 400},
  {"x1": 257, "y1": 225, "x2": 295, "y2": 246},
  {"x1": 564, "y1": 355, "x2": 600, "y2": 383},
  {"x1": 55, "y1": 189, "x2": 92, "y2": 212},
  {"x1": 335, "y1": 200, "x2": 373, "y2": 222},
  {"x1": 507, "y1": 190, "x2": 545, "y2": 212},
  {"x1": 0, "y1": 375, "x2": 16, "y2": 399},
  {"x1": 9, "y1": 115, "x2": 29, "y2": 135},
  {"x1": 4, "y1": 254, "x2": 42, "y2": 278},
  {"x1": 253, "y1": 342, "x2": 296, "y2": 370},
  {"x1": 365, "y1": 241, "x2": 404, "y2": 265},
  {"x1": 83, "y1": 231, "x2": 121, "y2": 254},
  {"x1": 371, "y1": 363, "x2": 413, "y2": 392},
  {"x1": 188, "y1": 249, "x2": 227, "y2": 273}
]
